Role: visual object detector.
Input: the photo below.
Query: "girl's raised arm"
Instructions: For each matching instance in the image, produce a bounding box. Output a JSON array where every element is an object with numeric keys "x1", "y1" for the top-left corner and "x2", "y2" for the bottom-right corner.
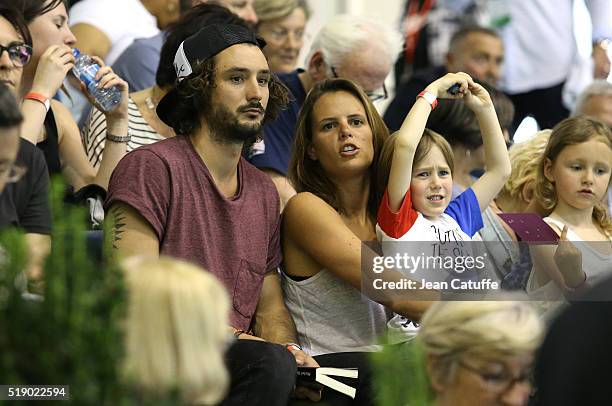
[
  {"x1": 387, "y1": 73, "x2": 471, "y2": 212},
  {"x1": 466, "y1": 81, "x2": 512, "y2": 212}
]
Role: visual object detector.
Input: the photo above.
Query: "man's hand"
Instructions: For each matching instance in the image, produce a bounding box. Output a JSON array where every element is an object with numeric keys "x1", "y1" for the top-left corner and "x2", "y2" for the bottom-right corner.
[
  {"x1": 288, "y1": 347, "x2": 322, "y2": 402},
  {"x1": 593, "y1": 42, "x2": 611, "y2": 79}
]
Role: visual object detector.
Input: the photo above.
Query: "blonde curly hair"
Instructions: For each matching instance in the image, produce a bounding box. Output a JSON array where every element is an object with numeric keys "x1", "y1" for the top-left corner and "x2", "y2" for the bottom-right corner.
[{"x1": 497, "y1": 130, "x2": 551, "y2": 207}]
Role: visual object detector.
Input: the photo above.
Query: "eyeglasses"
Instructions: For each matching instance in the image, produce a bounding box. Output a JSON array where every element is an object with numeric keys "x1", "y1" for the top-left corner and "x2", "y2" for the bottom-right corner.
[
  {"x1": 330, "y1": 66, "x2": 388, "y2": 102},
  {"x1": 0, "y1": 43, "x2": 32, "y2": 67},
  {"x1": 0, "y1": 163, "x2": 27, "y2": 184},
  {"x1": 459, "y1": 361, "x2": 533, "y2": 394}
]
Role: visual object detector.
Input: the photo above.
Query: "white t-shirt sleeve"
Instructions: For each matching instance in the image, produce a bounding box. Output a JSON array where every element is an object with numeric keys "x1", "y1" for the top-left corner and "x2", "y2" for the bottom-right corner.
[
  {"x1": 69, "y1": 0, "x2": 121, "y2": 45},
  {"x1": 585, "y1": 0, "x2": 612, "y2": 40}
]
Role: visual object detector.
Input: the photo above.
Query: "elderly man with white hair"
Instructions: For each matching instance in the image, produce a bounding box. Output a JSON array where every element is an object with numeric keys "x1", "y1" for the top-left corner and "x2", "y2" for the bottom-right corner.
[
  {"x1": 247, "y1": 14, "x2": 400, "y2": 209},
  {"x1": 572, "y1": 79, "x2": 612, "y2": 215}
]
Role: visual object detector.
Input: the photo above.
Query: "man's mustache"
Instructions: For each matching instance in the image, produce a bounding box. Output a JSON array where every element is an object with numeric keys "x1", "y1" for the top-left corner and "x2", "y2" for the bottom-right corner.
[{"x1": 238, "y1": 102, "x2": 265, "y2": 114}]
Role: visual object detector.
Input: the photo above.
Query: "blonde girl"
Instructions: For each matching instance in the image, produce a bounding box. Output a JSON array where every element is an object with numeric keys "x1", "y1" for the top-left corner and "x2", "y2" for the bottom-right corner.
[{"x1": 529, "y1": 116, "x2": 612, "y2": 297}]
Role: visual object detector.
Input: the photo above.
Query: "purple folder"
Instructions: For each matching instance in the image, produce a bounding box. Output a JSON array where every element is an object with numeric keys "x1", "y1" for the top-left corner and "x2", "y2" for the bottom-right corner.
[{"x1": 497, "y1": 213, "x2": 560, "y2": 244}]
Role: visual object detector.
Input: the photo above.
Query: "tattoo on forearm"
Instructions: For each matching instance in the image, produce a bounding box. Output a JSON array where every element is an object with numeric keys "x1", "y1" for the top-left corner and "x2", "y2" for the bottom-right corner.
[{"x1": 109, "y1": 206, "x2": 126, "y2": 250}]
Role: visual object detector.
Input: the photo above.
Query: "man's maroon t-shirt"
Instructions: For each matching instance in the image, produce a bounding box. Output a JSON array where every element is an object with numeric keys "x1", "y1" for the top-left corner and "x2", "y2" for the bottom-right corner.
[{"x1": 106, "y1": 136, "x2": 282, "y2": 331}]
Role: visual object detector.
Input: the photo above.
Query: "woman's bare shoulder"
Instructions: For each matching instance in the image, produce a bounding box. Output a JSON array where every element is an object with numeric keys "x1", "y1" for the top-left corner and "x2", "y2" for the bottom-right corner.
[{"x1": 284, "y1": 192, "x2": 339, "y2": 221}]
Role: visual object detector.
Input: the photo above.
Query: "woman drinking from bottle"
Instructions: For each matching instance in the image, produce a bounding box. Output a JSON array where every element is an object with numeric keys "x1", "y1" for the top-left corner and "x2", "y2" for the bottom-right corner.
[{"x1": 15, "y1": 0, "x2": 129, "y2": 193}]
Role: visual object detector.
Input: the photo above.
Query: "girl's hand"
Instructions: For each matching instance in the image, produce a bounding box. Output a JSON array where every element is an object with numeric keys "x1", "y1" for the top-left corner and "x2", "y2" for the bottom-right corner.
[
  {"x1": 554, "y1": 225, "x2": 584, "y2": 289},
  {"x1": 30, "y1": 45, "x2": 75, "y2": 98},
  {"x1": 425, "y1": 72, "x2": 473, "y2": 99},
  {"x1": 87, "y1": 56, "x2": 129, "y2": 121},
  {"x1": 463, "y1": 80, "x2": 494, "y2": 113}
]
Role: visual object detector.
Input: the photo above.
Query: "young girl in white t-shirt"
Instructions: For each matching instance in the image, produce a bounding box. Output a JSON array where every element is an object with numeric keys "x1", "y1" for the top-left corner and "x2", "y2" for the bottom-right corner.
[
  {"x1": 528, "y1": 116, "x2": 612, "y2": 300},
  {"x1": 376, "y1": 73, "x2": 512, "y2": 342}
]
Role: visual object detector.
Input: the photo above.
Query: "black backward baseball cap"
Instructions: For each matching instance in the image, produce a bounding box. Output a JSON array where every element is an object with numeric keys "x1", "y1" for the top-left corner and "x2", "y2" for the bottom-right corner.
[{"x1": 156, "y1": 23, "x2": 266, "y2": 129}]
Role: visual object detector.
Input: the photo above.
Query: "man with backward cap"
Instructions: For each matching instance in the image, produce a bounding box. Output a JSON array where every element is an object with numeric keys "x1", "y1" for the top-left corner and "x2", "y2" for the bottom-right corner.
[{"x1": 105, "y1": 24, "x2": 322, "y2": 404}]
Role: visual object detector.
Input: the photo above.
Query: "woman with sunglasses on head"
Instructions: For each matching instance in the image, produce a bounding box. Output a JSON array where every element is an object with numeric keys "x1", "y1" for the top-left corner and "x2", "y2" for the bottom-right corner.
[{"x1": 13, "y1": 0, "x2": 129, "y2": 195}]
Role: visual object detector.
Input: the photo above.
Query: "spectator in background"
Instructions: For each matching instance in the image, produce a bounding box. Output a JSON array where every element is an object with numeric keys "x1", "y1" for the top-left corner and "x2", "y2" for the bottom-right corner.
[
  {"x1": 500, "y1": 1, "x2": 612, "y2": 132},
  {"x1": 111, "y1": 0, "x2": 258, "y2": 94},
  {"x1": 0, "y1": 5, "x2": 51, "y2": 282},
  {"x1": 69, "y1": 0, "x2": 178, "y2": 66},
  {"x1": 122, "y1": 256, "x2": 231, "y2": 405},
  {"x1": 248, "y1": 14, "x2": 400, "y2": 210},
  {"x1": 571, "y1": 80, "x2": 612, "y2": 215},
  {"x1": 254, "y1": 0, "x2": 310, "y2": 73},
  {"x1": 14, "y1": 0, "x2": 130, "y2": 195},
  {"x1": 384, "y1": 25, "x2": 503, "y2": 132},
  {"x1": 394, "y1": 0, "x2": 489, "y2": 86},
  {"x1": 0, "y1": 81, "x2": 50, "y2": 282},
  {"x1": 0, "y1": 12, "x2": 51, "y2": 277},
  {"x1": 573, "y1": 79, "x2": 612, "y2": 128},
  {"x1": 82, "y1": 4, "x2": 245, "y2": 169},
  {"x1": 417, "y1": 301, "x2": 543, "y2": 406}
]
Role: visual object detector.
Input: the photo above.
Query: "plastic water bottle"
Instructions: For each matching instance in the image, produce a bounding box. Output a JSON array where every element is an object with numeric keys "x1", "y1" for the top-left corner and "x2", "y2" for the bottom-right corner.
[{"x1": 71, "y1": 48, "x2": 121, "y2": 112}]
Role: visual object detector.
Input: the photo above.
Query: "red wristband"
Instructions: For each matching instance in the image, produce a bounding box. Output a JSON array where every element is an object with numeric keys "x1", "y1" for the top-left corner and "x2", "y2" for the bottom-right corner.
[
  {"x1": 417, "y1": 90, "x2": 438, "y2": 110},
  {"x1": 24, "y1": 92, "x2": 51, "y2": 112},
  {"x1": 286, "y1": 343, "x2": 302, "y2": 352}
]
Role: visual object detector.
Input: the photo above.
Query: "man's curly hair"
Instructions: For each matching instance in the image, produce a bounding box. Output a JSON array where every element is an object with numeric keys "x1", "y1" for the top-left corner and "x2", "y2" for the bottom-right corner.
[{"x1": 169, "y1": 55, "x2": 289, "y2": 137}]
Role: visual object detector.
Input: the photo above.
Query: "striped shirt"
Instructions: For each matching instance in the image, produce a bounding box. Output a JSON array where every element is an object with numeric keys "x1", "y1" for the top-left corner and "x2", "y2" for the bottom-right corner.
[{"x1": 81, "y1": 97, "x2": 166, "y2": 168}]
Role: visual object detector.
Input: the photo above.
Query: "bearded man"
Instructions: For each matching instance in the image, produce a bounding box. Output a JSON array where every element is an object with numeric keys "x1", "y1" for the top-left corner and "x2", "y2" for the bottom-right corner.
[{"x1": 105, "y1": 24, "x2": 324, "y2": 405}]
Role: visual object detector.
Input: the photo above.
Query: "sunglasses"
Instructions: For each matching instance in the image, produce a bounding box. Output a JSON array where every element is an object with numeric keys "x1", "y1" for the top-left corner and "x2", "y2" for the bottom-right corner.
[{"x1": 0, "y1": 43, "x2": 33, "y2": 67}]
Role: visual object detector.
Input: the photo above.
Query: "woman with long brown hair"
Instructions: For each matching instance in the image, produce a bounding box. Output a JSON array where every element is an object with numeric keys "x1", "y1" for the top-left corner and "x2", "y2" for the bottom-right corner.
[{"x1": 282, "y1": 78, "x2": 431, "y2": 358}]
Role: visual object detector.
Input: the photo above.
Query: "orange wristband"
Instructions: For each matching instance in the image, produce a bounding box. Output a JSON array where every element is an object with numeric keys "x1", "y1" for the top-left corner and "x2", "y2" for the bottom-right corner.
[
  {"x1": 286, "y1": 343, "x2": 302, "y2": 352},
  {"x1": 24, "y1": 92, "x2": 50, "y2": 112}
]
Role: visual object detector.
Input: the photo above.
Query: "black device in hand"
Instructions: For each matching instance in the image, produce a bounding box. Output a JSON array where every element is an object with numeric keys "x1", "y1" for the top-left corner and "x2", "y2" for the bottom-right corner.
[{"x1": 447, "y1": 82, "x2": 462, "y2": 95}]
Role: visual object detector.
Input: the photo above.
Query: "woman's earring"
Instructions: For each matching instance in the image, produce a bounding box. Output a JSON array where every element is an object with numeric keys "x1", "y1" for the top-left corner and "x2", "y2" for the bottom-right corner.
[{"x1": 465, "y1": 149, "x2": 471, "y2": 158}]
